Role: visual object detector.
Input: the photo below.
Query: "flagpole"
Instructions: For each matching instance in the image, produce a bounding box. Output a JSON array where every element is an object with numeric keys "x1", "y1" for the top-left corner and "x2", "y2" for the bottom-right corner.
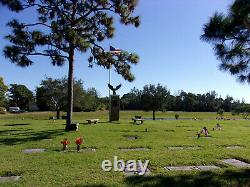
[
  {"x1": 108, "y1": 44, "x2": 121, "y2": 122},
  {"x1": 109, "y1": 44, "x2": 111, "y2": 122},
  {"x1": 109, "y1": 65, "x2": 111, "y2": 96}
]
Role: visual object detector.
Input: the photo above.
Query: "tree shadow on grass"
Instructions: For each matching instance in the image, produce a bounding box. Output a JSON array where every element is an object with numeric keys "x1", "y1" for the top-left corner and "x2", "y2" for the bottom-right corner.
[
  {"x1": 124, "y1": 169, "x2": 250, "y2": 187},
  {"x1": 4, "y1": 123, "x2": 30, "y2": 126},
  {"x1": 80, "y1": 121, "x2": 121, "y2": 125},
  {"x1": 0, "y1": 129, "x2": 65, "y2": 145},
  {"x1": 109, "y1": 121, "x2": 121, "y2": 124},
  {"x1": 98, "y1": 121, "x2": 110, "y2": 124},
  {"x1": 75, "y1": 185, "x2": 107, "y2": 187},
  {"x1": 0, "y1": 129, "x2": 33, "y2": 136},
  {"x1": 0, "y1": 129, "x2": 20, "y2": 135}
]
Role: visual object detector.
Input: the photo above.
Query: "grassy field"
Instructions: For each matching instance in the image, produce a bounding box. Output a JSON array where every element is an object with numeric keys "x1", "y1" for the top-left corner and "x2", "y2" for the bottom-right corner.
[
  {"x1": 0, "y1": 111, "x2": 242, "y2": 121},
  {"x1": 0, "y1": 111, "x2": 250, "y2": 186}
]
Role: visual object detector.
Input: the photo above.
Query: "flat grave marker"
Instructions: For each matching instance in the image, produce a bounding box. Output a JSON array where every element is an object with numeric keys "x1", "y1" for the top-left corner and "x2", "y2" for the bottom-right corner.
[
  {"x1": 165, "y1": 165, "x2": 220, "y2": 171},
  {"x1": 119, "y1": 147, "x2": 151, "y2": 151},
  {"x1": 196, "y1": 166, "x2": 220, "y2": 171},
  {"x1": 41, "y1": 138, "x2": 52, "y2": 141},
  {"x1": 0, "y1": 176, "x2": 20, "y2": 183},
  {"x1": 165, "y1": 166, "x2": 195, "y2": 171},
  {"x1": 127, "y1": 136, "x2": 138, "y2": 140},
  {"x1": 119, "y1": 163, "x2": 151, "y2": 176},
  {"x1": 80, "y1": 147, "x2": 96, "y2": 152},
  {"x1": 22, "y1": 148, "x2": 45, "y2": 153},
  {"x1": 122, "y1": 135, "x2": 139, "y2": 140},
  {"x1": 226, "y1": 145, "x2": 242, "y2": 149},
  {"x1": 167, "y1": 146, "x2": 201, "y2": 150},
  {"x1": 221, "y1": 159, "x2": 250, "y2": 168}
]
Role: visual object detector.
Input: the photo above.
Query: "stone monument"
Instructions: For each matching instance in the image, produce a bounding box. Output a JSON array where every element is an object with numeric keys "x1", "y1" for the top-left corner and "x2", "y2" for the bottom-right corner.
[{"x1": 108, "y1": 84, "x2": 121, "y2": 121}]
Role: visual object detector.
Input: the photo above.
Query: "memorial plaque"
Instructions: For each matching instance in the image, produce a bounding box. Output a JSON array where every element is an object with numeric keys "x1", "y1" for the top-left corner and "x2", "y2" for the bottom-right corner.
[{"x1": 110, "y1": 95, "x2": 120, "y2": 121}]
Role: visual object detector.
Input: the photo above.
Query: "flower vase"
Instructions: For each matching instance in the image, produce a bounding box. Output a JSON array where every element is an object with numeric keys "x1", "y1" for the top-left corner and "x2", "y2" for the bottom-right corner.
[{"x1": 77, "y1": 144, "x2": 80, "y2": 152}]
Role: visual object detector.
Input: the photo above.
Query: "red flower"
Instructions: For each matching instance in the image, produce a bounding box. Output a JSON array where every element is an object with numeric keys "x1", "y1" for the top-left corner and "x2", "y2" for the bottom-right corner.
[
  {"x1": 75, "y1": 137, "x2": 84, "y2": 145},
  {"x1": 61, "y1": 140, "x2": 70, "y2": 145}
]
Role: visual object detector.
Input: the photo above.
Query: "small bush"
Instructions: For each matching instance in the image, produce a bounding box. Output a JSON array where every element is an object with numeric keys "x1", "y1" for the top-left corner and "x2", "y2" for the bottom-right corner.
[
  {"x1": 97, "y1": 103, "x2": 107, "y2": 111},
  {"x1": 217, "y1": 109, "x2": 224, "y2": 116},
  {"x1": 242, "y1": 113, "x2": 249, "y2": 119},
  {"x1": 175, "y1": 114, "x2": 179, "y2": 120},
  {"x1": 0, "y1": 107, "x2": 7, "y2": 114},
  {"x1": 231, "y1": 110, "x2": 237, "y2": 116}
]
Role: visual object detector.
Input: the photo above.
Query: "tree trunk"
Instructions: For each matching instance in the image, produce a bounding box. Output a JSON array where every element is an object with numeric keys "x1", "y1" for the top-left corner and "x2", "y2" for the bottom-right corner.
[
  {"x1": 153, "y1": 110, "x2": 155, "y2": 120},
  {"x1": 56, "y1": 109, "x2": 60, "y2": 120},
  {"x1": 65, "y1": 47, "x2": 74, "y2": 131}
]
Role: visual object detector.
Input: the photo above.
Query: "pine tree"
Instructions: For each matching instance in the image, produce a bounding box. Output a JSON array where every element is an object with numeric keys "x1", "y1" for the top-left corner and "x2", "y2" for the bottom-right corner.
[
  {"x1": 201, "y1": 0, "x2": 250, "y2": 83},
  {"x1": 2, "y1": 0, "x2": 140, "y2": 130}
]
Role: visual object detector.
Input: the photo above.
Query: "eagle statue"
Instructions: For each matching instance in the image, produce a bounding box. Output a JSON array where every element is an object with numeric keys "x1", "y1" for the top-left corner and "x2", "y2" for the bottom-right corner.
[{"x1": 108, "y1": 84, "x2": 122, "y2": 95}]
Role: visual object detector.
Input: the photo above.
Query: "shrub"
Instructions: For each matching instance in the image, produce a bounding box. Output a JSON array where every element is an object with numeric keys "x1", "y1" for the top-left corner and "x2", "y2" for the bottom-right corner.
[
  {"x1": 242, "y1": 113, "x2": 249, "y2": 119},
  {"x1": 217, "y1": 109, "x2": 224, "y2": 117},
  {"x1": 97, "y1": 103, "x2": 107, "y2": 111},
  {"x1": 231, "y1": 110, "x2": 239, "y2": 116},
  {"x1": 175, "y1": 114, "x2": 179, "y2": 120}
]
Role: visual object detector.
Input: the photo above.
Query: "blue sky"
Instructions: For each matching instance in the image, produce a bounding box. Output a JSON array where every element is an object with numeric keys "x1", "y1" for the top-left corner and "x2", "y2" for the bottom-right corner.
[{"x1": 1, "y1": 0, "x2": 249, "y2": 102}]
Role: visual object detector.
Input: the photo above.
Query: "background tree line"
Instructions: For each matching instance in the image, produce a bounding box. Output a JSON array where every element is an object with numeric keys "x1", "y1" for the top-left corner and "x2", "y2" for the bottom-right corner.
[
  {"x1": 0, "y1": 76, "x2": 104, "y2": 115},
  {"x1": 120, "y1": 84, "x2": 250, "y2": 115},
  {"x1": 0, "y1": 76, "x2": 249, "y2": 116}
]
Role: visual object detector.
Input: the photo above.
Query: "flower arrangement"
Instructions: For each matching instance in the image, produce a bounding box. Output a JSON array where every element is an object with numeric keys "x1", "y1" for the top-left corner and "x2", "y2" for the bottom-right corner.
[
  {"x1": 60, "y1": 137, "x2": 85, "y2": 152},
  {"x1": 61, "y1": 138, "x2": 70, "y2": 151},
  {"x1": 75, "y1": 137, "x2": 84, "y2": 151}
]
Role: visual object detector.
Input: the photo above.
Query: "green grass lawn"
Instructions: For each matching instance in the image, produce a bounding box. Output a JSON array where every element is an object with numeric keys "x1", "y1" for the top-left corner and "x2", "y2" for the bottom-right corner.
[{"x1": 0, "y1": 111, "x2": 250, "y2": 186}]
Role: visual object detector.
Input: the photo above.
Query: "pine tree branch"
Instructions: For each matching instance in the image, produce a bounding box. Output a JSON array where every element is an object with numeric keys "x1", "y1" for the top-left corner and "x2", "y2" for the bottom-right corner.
[
  {"x1": 74, "y1": 3, "x2": 115, "y2": 24},
  {"x1": 49, "y1": 0, "x2": 72, "y2": 22},
  {"x1": 89, "y1": 42, "x2": 104, "y2": 51},
  {"x1": 24, "y1": 22, "x2": 52, "y2": 28},
  {"x1": 48, "y1": 42, "x2": 69, "y2": 54},
  {"x1": 23, "y1": 2, "x2": 72, "y2": 23},
  {"x1": 20, "y1": 51, "x2": 68, "y2": 59}
]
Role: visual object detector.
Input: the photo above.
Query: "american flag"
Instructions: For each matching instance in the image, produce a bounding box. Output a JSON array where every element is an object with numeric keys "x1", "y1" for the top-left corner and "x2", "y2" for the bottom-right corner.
[{"x1": 110, "y1": 46, "x2": 122, "y2": 54}]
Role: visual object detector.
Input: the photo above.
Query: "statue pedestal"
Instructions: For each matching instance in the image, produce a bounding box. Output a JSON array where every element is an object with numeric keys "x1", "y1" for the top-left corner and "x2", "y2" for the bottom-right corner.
[{"x1": 109, "y1": 95, "x2": 120, "y2": 121}]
